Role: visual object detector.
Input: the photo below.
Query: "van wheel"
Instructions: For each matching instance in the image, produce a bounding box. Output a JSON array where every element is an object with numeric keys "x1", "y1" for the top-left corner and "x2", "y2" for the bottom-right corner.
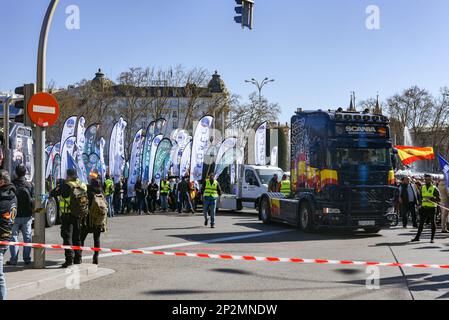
[
  {"x1": 259, "y1": 198, "x2": 271, "y2": 224},
  {"x1": 299, "y1": 202, "x2": 315, "y2": 232},
  {"x1": 45, "y1": 198, "x2": 58, "y2": 227}
]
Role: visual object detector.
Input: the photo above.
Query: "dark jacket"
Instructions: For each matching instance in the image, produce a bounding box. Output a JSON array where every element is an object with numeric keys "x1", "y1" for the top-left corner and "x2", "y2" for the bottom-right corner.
[
  {"x1": 147, "y1": 183, "x2": 159, "y2": 199},
  {"x1": 13, "y1": 177, "x2": 34, "y2": 218},
  {"x1": 399, "y1": 183, "x2": 419, "y2": 205},
  {"x1": 177, "y1": 180, "x2": 189, "y2": 194},
  {"x1": 0, "y1": 183, "x2": 17, "y2": 242}
]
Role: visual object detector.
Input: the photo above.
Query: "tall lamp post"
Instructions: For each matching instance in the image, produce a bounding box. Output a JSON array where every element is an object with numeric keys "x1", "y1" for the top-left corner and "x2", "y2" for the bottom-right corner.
[{"x1": 245, "y1": 77, "x2": 275, "y2": 104}]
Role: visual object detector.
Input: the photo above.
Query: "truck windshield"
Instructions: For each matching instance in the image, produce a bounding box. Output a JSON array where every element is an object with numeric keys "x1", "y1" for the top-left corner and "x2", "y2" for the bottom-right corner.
[
  {"x1": 331, "y1": 148, "x2": 391, "y2": 167},
  {"x1": 256, "y1": 169, "x2": 284, "y2": 185}
]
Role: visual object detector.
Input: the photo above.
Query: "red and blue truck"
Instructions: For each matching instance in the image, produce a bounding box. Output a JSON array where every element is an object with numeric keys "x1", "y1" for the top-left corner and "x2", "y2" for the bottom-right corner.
[{"x1": 259, "y1": 108, "x2": 399, "y2": 233}]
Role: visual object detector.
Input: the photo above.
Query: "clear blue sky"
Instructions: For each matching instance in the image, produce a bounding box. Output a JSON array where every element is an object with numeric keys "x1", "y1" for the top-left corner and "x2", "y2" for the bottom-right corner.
[{"x1": 2, "y1": 0, "x2": 449, "y2": 124}]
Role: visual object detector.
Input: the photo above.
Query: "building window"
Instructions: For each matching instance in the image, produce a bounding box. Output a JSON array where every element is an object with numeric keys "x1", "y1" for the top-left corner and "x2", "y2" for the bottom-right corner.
[
  {"x1": 172, "y1": 110, "x2": 178, "y2": 118},
  {"x1": 172, "y1": 120, "x2": 178, "y2": 130}
]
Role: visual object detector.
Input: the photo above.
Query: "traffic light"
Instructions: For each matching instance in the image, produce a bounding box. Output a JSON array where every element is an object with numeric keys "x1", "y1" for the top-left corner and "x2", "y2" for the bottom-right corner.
[
  {"x1": 14, "y1": 83, "x2": 35, "y2": 126},
  {"x1": 234, "y1": 0, "x2": 254, "y2": 30}
]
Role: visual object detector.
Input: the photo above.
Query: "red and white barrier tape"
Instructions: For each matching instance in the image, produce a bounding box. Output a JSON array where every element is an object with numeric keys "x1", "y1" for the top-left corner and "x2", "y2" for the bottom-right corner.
[{"x1": 1, "y1": 241, "x2": 448, "y2": 270}]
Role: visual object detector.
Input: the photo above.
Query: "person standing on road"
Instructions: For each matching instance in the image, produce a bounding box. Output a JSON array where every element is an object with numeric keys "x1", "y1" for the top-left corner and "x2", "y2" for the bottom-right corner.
[
  {"x1": 412, "y1": 174, "x2": 441, "y2": 243},
  {"x1": 50, "y1": 169, "x2": 89, "y2": 268},
  {"x1": 279, "y1": 174, "x2": 291, "y2": 197},
  {"x1": 81, "y1": 172, "x2": 106, "y2": 265},
  {"x1": 438, "y1": 179, "x2": 449, "y2": 233},
  {"x1": 0, "y1": 170, "x2": 17, "y2": 300},
  {"x1": 177, "y1": 176, "x2": 194, "y2": 214},
  {"x1": 147, "y1": 178, "x2": 159, "y2": 214},
  {"x1": 398, "y1": 177, "x2": 419, "y2": 228},
  {"x1": 202, "y1": 174, "x2": 222, "y2": 228},
  {"x1": 160, "y1": 177, "x2": 170, "y2": 212},
  {"x1": 113, "y1": 176, "x2": 124, "y2": 215},
  {"x1": 104, "y1": 173, "x2": 115, "y2": 218},
  {"x1": 268, "y1": 174, "x2": 279, "y2": 193},
  {"x1": 7, "y1": 165, "x2": 34, "y2": 266},
  {"x1": 134, "y1": 177, "x2": 147, "y2": 215}
]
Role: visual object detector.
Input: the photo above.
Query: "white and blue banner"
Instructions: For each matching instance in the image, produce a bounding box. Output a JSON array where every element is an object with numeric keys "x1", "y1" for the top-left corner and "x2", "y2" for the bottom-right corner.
[
  {"x1": 60, "y1": 116, "x2": 77, "y2": 153},
  {"x1": 190, "y1": 115, "x2": 214, "y2": 182},
  {"x1": 127, "y1": 129, "x2": 145, "y2": 197},
  {"x1": 255, "y1": 122, "x2": 267, "y2": 166},
  {"x1": 141, "y1": 121, "x2": 156, "y2": 183},
  {"x1": 180, "y1": 141, "x2": 192, "y2": 178},
  {"x1": 45, "y1": 142, "x2": 60, "y2": 181},
  {"x1": 109, "y1": 117, "x2": 127, "y2": 183},
  {"x1": 60, "y1": 137, "x2": 76, "y2": 180},
  {"x1": 214, "y1": 137, "x2": 237, "y2": 179},
  {"x1": 75, "y1": 116, "x2": 88, "y2": 184},
  {"x1": 99, "y1": 137, "x2": 106, "y2": 182},
  {"x1": 148, "y1": 134, "x2": 164, "y2": 182}
]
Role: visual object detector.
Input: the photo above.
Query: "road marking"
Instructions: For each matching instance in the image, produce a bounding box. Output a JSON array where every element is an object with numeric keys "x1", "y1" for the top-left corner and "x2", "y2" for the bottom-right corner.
[
  {"x1": 52, "y1": 229, "x2": 294, "y2": 262},
  {"x1": 32, "y1": 105, "x2": 56, "y2": 114}
]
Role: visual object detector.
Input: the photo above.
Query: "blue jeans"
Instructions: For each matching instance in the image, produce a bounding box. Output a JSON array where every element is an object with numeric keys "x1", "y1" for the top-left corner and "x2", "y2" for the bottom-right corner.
[
  {"x1": 203, "y1": 196, "x2": 218, "y2": 225},
  {"x1": 160, "y1": 194, "x2": 168, "y2": 210},
  {"x1": 0, "y1": 248, "x2": 6, "y2": 300},
  {"x1": 178, "y1": 192, "x2": 193, "y2": 213},
  {"x1": 9, "y1": 217, "x2": 33, "y2": 264},
  {"x1": 106, "y1": 195, "x2": 114, "y2": 217}
]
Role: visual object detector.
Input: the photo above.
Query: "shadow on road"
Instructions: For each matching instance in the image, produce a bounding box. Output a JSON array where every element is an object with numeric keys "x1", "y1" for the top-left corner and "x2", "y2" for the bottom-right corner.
[{"x1": 341, "y1": 273, "x2": 449, "y2": 299}]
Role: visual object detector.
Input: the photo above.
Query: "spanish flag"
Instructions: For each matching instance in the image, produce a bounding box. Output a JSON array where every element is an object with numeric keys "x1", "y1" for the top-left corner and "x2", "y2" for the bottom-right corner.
[{"x1": 395, "y1": 146, "x2": 435, "y2": 166}]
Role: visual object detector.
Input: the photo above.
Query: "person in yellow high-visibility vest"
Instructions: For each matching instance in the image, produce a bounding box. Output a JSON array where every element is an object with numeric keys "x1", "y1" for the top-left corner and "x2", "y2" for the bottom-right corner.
[
  {"x1": 103, "y1": 173, "x2": 115, "y2": 218},
  {"x1": 279, "y1": 174, "x2": 291, "y2": 197},
  {"x1": 160, "y1": 178, "x2": 171, "y2": 212},
  {"x1": 412, "y1": 174, "x2": 441, "y2": 243},
  {"x1": 201, "y1": 174, "x2": 222, "y2": 228}
]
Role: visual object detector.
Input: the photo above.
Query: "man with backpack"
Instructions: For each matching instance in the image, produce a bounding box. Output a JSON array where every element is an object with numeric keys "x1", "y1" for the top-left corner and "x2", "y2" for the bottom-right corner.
[
  {"x1": 7, "y1": 165, "x2": 34, "y2": 266},
  {"x1": 80, "y1": 171, "x2": 107, "y2": 265},
  {"x1": 104, "y1": 173, "x2": 115, "y2": 218},
  {"x1": 50, "y1": 169, "x2": 89, "y2": 268}
]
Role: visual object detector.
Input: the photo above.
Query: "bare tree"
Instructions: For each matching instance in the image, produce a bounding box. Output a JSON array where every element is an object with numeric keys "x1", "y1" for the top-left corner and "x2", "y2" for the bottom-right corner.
[{"x1": 228, "y1": 92, "x2": 280, "y2": 132}]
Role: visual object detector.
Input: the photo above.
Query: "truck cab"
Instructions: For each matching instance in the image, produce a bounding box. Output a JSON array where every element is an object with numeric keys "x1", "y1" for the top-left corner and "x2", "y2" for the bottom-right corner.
[{"x1": 259, "y1": 109, "x2": 399, "y2": 233}]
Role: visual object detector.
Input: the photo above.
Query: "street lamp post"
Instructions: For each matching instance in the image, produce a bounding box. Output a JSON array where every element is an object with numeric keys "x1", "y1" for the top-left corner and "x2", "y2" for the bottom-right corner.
[
  {"x1": 245, "y1": 77, "x2": 275, "y2": 104},
  {"x1": 34, "y1": 0, "x2": 60, "y2": 269}
]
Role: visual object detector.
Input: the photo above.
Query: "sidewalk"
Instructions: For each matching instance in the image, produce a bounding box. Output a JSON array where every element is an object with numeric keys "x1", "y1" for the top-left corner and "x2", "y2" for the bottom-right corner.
[{"x1": 4, "y1": 262, "x2": 115, "y2": 300}]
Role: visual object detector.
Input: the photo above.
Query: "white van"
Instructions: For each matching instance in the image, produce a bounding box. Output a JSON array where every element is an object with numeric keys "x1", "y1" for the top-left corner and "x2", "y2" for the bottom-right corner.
[{"x1": 219, "y1": 165, "x2": 284, "y2": 211}]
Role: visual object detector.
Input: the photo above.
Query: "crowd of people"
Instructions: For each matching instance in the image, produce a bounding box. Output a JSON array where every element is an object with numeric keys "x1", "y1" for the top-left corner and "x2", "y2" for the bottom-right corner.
[{"x1": 0, "y1": 165, "x2": 224, "y2": 300}]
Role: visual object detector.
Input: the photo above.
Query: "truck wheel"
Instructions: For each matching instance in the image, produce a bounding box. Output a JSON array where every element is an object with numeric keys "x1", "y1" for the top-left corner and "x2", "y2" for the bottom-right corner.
[
  {"x1": 45, "y1": 197, "x2": 58, "y2": 227},
  {"x1": 299, "y1": 202, "x2": 315, "y2": 232},
  {"x1": 363, "y1": 227, "x2": 381, "y2": 234},
  {"x1": 259, "y1": 198, "x2": 271, "y2": 224}
]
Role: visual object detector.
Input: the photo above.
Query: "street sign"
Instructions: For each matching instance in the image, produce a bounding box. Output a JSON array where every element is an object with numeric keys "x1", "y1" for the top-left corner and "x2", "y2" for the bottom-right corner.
[{"x1": 27, "y1": 92, "x2": 60, "y2": 127}]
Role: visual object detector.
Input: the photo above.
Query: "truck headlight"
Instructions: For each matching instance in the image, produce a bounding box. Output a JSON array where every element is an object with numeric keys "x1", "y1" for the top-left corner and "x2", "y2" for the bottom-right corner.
[{"x1": 323, "y1": 208, "x2": 341, "y2": 214}]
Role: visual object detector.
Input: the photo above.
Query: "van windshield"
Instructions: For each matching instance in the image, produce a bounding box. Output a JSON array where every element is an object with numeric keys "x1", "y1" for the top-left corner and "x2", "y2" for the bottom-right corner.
[{"x1": 256, "y1": 169, "x2": 284, "y2": 185}]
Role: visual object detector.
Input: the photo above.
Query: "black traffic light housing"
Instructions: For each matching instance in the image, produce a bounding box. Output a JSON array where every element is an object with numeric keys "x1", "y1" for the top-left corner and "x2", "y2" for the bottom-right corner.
[
  {"x1": 234, "y1": 0, "x2": 254, "y2": 30},
  {"x1": 14, "y1": 83, "x2": 35, "y2": 127}
]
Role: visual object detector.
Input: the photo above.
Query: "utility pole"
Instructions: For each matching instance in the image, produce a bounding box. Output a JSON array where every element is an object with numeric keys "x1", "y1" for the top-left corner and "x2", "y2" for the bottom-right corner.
[{"x1": 34, "y1": 0, "x2": 60, "y2": 269}]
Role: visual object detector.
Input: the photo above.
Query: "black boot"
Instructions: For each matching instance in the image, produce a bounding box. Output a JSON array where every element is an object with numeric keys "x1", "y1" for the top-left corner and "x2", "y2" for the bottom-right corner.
[
  {"x1": 61, "y1": 260, "x2": 73, "y2": 268},
  {"x1": 93, "y1": 254, "x2": 99, "y2": 265}
]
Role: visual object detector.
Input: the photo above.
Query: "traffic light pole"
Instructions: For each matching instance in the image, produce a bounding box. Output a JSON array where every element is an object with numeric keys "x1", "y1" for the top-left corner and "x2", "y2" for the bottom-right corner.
[
  {"x1": 34, "y1": 0, "x2": 59, "y2": 269},
  {"x1": 2, "y1": 97, "x2": 13, "y2": 172}
]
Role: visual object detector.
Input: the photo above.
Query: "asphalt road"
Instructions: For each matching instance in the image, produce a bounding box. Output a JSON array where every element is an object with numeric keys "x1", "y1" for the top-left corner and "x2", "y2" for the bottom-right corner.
[{"x1": 29, "y1": 209, "x2": 449, "y2": 300}]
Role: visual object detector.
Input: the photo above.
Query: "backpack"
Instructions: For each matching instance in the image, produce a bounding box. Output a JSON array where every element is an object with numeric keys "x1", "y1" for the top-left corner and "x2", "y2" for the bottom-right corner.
[
  {"x1": 89, "y1": 194, "x2": 108, "y2": 230},
  {"x1": 68, "y1": 184, "x2": 89, "y2": 218}
]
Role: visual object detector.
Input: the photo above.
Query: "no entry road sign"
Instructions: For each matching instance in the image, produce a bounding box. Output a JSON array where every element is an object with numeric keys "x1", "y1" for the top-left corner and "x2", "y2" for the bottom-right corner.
[{"x1": 27, "y1": 92, "x2": 60, "y2": 127}]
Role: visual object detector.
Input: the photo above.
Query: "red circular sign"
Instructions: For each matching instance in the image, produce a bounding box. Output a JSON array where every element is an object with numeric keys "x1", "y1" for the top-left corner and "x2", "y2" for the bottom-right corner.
[{"x1": 27, "y1": 92, "x2": 60, "y2": 127}]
